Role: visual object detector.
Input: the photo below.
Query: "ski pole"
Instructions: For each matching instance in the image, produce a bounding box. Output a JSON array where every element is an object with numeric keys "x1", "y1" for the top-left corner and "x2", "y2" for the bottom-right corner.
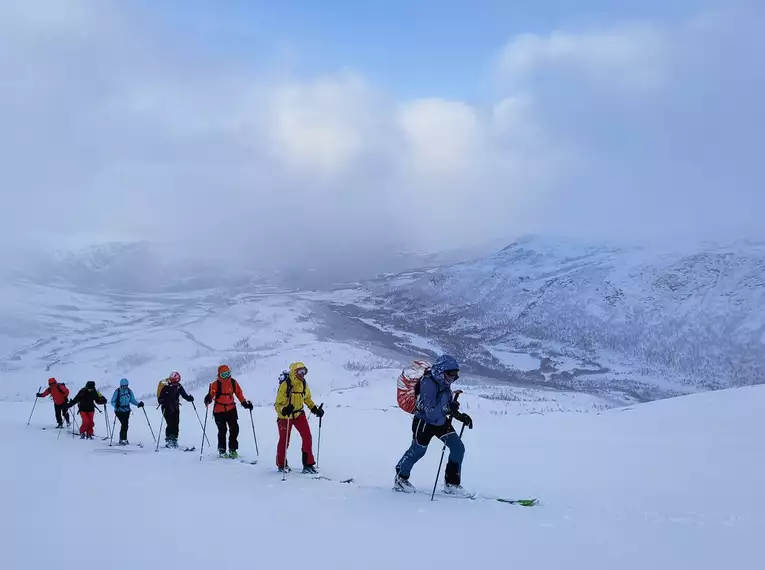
[
  {"x1": 155, "y1": 412, "x2": 165, "y2": 452},
  {"x1": 430, "y1": 392, "x2": 462, "y2": 502},
  {"x1": 316, "y1": 403, "x2": 324, "y2": 468},
  {"x1": 142, "y1": 407, "x2": 156, "y2": 443},
  {"x1": 282, "y1": 415, "x2": 291, "y2": 481},
  {"x1": 26, "y1": 387, "x2": 41, "y2": 426},
  {"x1": 71, "y1": 410, "x2": 79, "y2": 439},
  {"x1": 102, "y1": 405, "x2": 111, "y2": 440},
  {"x1": 109, "y1": 413, "x2": 117, "y2": 446},
  {"x1": 199, "y1": 405, "x2": 209, "y2": 462},
  {"x1": 252, "y1": 409, "x2": 260, "y2": 456},
  {"x1": 192, "y1": 402, "x2": 211, "y2": 447}
]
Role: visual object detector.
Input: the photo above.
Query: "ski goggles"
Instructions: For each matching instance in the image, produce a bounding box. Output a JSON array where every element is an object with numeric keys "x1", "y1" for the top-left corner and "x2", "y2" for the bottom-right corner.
[
  {"x1": 443, "y1": 369, "x2": 459, "y2": 381},
  {"x1": 219, "y1": 370, "x2": 231, "y2": 379},
  {"x1": 295, "y1": 367, "x2": 307, "y2": 377}
]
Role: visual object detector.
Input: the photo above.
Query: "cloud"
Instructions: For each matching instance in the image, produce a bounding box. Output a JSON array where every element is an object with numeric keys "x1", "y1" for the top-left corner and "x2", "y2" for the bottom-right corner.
[
  {"x1": 496, "y1": 22, "x2": 672, "y2": 93},
  {"x1": 0, "y1": 0, "x2": 761, "y2": 277}
]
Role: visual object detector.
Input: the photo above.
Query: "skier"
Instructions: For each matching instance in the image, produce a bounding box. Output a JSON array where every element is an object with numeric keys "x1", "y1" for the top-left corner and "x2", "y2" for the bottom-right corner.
[
  {"x1": 36, "y1": 377, "x2": 71, "y2": 428},
  {"x1": 394, "y1": 354, "x2": 473, "y2": 495},
  {"x1": 274, "y1": 362, "x2": 324, "y2": 474},
  {"x1": 157, "y1": 371, "x2": 194, "y2": 448},
  {"x1": 203, "y1": 364, "x2": 253, "y2": 458},
  {"x1": 110, "y1": 378, "x2": 144, "y2": 445},
  {"x1": 66, "y1": 381, "x2": 108, "y2": 439}
]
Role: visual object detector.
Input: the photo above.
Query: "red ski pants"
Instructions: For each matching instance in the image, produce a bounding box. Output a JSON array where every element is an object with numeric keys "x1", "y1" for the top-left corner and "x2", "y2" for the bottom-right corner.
[
  {"x1": 79, "y1": 412, "x2": 95, "y2": 436},
  {"x1": 276, "y1": 413, "x2": 314, "y2": 468}
]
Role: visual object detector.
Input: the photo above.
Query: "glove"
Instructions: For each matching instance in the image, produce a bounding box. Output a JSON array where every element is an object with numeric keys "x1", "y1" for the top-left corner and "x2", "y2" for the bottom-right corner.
[
  {"x1": 204, "y1": 394, "x2": 212, "y2": 406},
  {"x1": 454, "y1": 412, "x2": 473, "y2": 429},
  {"x1": 187, "y1": 395, "x2": 195, "y2": 402},
  {"x1": 449, "y1": 400, "x2": 460, "y2": 414},
  {"x1": 36, "y1": 392, "x2": 42, "y2": 398},
  {"x1": 281, "y1": 404, "x2": 295, "y2": 416},
  {"x1": 137, "y1": 401, "x2": 144, "y2": 408},
  {"x1": 97, "y1": 397, "x2": 107, "y2": 405},
  {"x1": 242, "y1": 400, "x2": 253, "y2": 410},
  {"x1": 311, "y1": 405, "x2": 324, "y2": 418}
]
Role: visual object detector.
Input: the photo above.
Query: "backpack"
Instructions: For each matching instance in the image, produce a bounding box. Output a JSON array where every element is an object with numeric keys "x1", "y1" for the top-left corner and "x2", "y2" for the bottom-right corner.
[
  {"x1": 157, "y1": 379, "x2": 168, "y2": 400},
  {"x1": 396, "y1": 360, "x2": 432, "y2": 414}
]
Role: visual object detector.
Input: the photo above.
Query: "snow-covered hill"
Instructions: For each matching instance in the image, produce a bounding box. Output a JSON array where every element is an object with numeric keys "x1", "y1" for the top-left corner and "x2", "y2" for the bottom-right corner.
[
  {"x1": 327, "y1": 235, "x2": 765, "y2": 401},
  {"x1": 5, "y1": 380, "x2": 763, "y2": 570}
]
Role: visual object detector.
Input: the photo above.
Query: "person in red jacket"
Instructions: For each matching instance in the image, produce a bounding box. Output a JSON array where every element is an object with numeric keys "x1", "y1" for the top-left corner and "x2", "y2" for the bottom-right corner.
[
  {"x1": 204, "y1": 365, "x2": 253, "y2": 458},
  {"x1": 36, "y1": 377, "x2": 71, "y2": 428}
]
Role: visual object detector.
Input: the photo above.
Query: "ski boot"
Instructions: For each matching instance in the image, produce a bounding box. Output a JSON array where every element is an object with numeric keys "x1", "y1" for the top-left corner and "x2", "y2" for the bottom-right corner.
[
  {"x1": 165, "y1": 438, "x2": 178, "y2": 449},
  {"x1": 228, "y1": 450, "x2": 239, "y2": 459},
  {"x1": 118, "y1": 440, "x2": 128, "y2": 446},
  {"x1": 56, "y1": 423, "x2": 63, "y2": 429},
  {"x1": 278, "y1": 462, "x2": 291, "y2": 473},
  {"x1": 394, "y1": 474, "x2": 416, "y2": 493},
  {"x1": 443, "y1": 483, "x2": 473, "y2": 498},
  {"x1": 302, "y1": 464, "x2": 318, "y2": 474},
  {"x1": 218, "y1": 449, "x2": 227, "y2": 458},
  {"x1": 80, "y1": 433, "x2": 86, "y2": 440}
]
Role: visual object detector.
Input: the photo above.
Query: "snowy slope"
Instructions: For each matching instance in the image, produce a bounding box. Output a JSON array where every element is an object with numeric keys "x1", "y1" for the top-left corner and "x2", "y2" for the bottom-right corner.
[
  {"x1": 329, "y1": 235, "x2": 765, "y2": 401},
  {"x1": 4, "y1": 382, "x2": 763, "y2": 570}
]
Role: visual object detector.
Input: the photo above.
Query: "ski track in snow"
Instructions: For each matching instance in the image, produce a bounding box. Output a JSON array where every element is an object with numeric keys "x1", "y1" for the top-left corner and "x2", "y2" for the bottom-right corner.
[{"x1": 3, "y1": 385, "x2": 764, "y2": 570}]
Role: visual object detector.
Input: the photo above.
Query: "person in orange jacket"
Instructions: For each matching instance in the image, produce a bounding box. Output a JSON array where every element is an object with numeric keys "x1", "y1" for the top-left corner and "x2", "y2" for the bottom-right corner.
[
  {"x1": 36, "y1": 377, "x2": 71, "y2": 428},
  {"x1": 274, "y1": 361, "x2": 324, "y2": 474},
  {"x1": 204, "y1": 365, "x2": 253, "y2": 458}
]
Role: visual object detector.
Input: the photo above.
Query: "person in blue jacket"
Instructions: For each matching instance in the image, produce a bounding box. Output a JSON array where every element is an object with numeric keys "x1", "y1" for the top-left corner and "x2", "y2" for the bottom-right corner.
[
  {"x1": 111, "y1": 378, "x2": 144, "y2": 445},
  {"x1": 394, "y1": 354, "x2": 473, "y2": 495}
]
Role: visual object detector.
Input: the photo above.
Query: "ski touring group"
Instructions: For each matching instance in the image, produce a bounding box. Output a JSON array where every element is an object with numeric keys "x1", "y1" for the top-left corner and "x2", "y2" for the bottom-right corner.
[{"x1": 32, "y1": 355, "x2": 485, "y2": 498}]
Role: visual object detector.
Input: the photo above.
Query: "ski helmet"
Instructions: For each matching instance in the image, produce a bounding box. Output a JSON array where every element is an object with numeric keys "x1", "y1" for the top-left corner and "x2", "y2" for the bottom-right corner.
[
  {"x1": 48, "y1": 377, "x2": 56, "y2": 385},
  {"x1": 86, "y1": 380, "x2": 96, "y2": 389},
  {"x1": 169, "y1": 371, "x2": 181, "y2": 383},
  {"x1": 218, "y1": 365, "x2": 231, "y2": 379},
  {"x1": 119, "y1": 378, "x2": 129, "y2": 387}
]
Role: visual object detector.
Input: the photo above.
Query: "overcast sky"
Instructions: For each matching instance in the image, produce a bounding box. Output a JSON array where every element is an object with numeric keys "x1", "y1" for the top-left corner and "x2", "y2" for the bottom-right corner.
[{"x1": 0, "y1": 0, "x2": 762, "y2": 270}]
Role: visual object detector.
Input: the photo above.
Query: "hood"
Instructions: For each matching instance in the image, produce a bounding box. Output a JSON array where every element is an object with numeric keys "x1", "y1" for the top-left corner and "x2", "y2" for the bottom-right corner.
[
  {"x1": 289, "y1": 361, "x2": 307, "y2": 382},
  {"x1": 217, "y1": 364, "x2": 231, "y2": 379},
  {"x1": 119, "y1": 378, "x2": 129, "y2": 387},
  {"x1": 48, "y1": 378, "x2": 57, "y2": 386},
  {"x1": 430, "y1": 354, "x2": 459, "y2": 387}
]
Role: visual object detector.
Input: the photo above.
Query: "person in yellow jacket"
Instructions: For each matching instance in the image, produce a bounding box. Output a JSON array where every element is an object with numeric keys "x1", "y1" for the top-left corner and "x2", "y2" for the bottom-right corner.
[{"x1": 274, "y1": 361, "x2": 324, "y2": 473}]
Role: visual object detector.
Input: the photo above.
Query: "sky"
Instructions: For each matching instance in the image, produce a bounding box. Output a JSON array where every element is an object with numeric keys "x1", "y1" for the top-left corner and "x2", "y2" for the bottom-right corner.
[{"x1": 0, "y1": 0, "x2": 762, "y2": 271}]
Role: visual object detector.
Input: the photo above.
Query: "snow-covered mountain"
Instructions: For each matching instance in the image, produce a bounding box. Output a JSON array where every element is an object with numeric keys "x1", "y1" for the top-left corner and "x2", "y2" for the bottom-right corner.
[{"x1": 323, "y1": 235, "x2": 765, "y2": 402}]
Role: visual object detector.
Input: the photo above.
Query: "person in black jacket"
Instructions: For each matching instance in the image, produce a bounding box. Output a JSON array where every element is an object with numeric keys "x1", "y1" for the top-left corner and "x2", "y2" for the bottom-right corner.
[
  {"x1": 157, "y1": 371, "x2": 194, "y2": 448},
  {"x1": 66, "y1": 381, "x2": 107, "y2": 439}
]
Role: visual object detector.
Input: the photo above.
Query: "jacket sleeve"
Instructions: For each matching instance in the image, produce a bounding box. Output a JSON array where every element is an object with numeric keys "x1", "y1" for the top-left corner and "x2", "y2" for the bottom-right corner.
[
  {"x1": 304, "y1": 383, "x2": 316, "y2": 411},
  {"x1": 274, "y1": 381, "x2": 288, "y2": 413},
  {"x1": 69, "y1": 390, "x2": 81, "y2": 406},
  {"x1": 96, "y1": 391, "x2": 107, "y2": 405},
  {"x1": 207, "y1": 382, "x2": 217, "y2": 401},
  {"x1": 40, "y1": 387, "x2": 52, "y2": 398},
  {"x1": 418, "y1": 378, "x2": 443, "y2": 425},
  {"x1": 179, "y1": 385, "x2": 193, "y2": 402},
  {"x1": 233, "y1": 381, "x2": 246, "y2": 403},
  {"x1": 129, "y1": 389, "x2": 139, "y2": 406},
  {"x1": 111, "y1": 389, "x2": 119, "y2": 408}
]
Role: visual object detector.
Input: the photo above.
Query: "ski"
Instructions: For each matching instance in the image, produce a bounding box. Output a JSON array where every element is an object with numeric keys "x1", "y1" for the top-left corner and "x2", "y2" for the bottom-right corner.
[
  {"x1": 308, "y1": 474, "x2": 354, "y2": 483},
  {"x1": 392, "y1": 485, "x2": 538, "y2": 506}
]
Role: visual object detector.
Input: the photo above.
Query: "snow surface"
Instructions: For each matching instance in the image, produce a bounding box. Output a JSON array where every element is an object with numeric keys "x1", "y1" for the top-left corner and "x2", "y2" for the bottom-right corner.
[{"x1": 4, "y1": 384, "x2": 763, "y2": 570}]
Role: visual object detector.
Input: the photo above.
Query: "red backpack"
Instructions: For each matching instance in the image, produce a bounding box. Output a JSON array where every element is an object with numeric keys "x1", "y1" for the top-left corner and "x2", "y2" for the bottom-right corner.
[{"x1": 396, "y1": 360, "x2": 431, "y2": 414}]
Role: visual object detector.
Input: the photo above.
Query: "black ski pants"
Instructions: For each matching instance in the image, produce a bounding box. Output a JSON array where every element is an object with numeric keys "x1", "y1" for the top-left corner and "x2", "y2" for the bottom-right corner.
[
  {"x1": 214, "y1": 408, "x2": 239, "y2": 452},
  {"x1": 163, "y1": 408, "x2": 180, "y2": 441},
  {"x1": 116, "y1": 410, "x2": 130, "y2": 441},
  {"x1": 54, "y1": 403, "x2": 70, "y2": 426}
]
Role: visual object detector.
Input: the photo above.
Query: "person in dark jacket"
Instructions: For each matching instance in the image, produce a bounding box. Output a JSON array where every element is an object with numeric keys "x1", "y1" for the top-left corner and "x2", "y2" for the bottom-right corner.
[
  {"x1": 394, "y1": 355, "x2": 473, "y2": 496},
  {"x1": 111, "y1": 378, "x2": 144, "y2": 445},
  {"x1": 36, "y1": 377, "x2": 71, "y2": 428},
  {"x1": 157, "y1": 371, "x2": 194, "y2": 448},
  {"x1": 66, "y1": 381, "x2": 107, "y2": 439}
]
